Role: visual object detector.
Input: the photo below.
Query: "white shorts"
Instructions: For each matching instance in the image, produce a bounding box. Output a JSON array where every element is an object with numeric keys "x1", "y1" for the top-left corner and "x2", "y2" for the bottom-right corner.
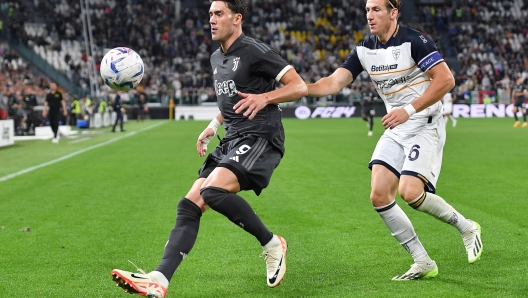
[
  {"x1": 369, "y1": 118, "x2": 446, "y2": 193},
  {"x1": 443, "y1": 102, "x2": 453, "y2": 115}
]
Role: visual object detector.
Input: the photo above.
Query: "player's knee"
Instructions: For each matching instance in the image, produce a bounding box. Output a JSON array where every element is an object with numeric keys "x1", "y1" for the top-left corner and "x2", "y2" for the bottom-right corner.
[
  {"x1": 200, "y1": 186, "x2": 229, "y2": 208},
  {"x1": 369, "y1": 189, "x2": 393, "y2": 207},
  {"x1": 177, "y1": 197, "x2": 203, "y2": 218},
  {"x1": 398, "y1": 185, "x2": 423, "y2": 203}
]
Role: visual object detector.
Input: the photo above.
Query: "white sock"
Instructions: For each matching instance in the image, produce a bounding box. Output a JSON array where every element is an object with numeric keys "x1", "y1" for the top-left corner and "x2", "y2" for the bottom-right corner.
[
  {"x1": 263, "y1": 234, "x2": 281, "y2": 249},
  {"x1": 444, "y1": 115, "x2": 449, "y2": 126},
  {"x1": 149, "y1": 271, "x2": 169, "y2": 288},
  {"x1": 376, "y1": 201, "x2": 431, "y2": 262},
  {"x1": 450, "y1": 116, "x2": 457, "y2": 124},
  {"x1": 409, "y1": 192, "x2": 473, "y2": 233}
]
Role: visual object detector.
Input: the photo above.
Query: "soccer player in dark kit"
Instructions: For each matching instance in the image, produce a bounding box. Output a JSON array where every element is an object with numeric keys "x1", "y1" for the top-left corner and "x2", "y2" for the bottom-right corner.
[{"x1": 110, "y1": 1, "x2": 307, "y2": 297}]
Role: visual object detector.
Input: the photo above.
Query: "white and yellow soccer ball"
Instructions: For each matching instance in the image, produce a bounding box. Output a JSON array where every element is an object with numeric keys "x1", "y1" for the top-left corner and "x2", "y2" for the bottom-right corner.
[{"x1": 100, "y1": 47, "x2": 144, "y2": 91}]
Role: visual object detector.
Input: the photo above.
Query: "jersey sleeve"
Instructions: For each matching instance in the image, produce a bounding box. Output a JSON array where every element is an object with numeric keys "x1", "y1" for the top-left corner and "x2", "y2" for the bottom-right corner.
[
  {"x1": 411, "y1": 34, "x2": 444, "y2": 72},
  {"x1": 340, "y1": 47, "x2": 364, "y2": 81},
  {"x1": 411, "y1": 33, "x2": 444, "y2": 72},
  {"x1": 254, "y1": 47, "x2": 293, "y2": 82}
]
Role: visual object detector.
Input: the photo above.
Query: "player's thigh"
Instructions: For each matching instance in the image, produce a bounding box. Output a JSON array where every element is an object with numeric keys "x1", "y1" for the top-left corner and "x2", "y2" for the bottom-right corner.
[
  {"x1": 202, "y1": 167, "x2": 241, "y2": 193},
  {"x1": 370, "y1": 164, "x2": 399, "y2": 207},
  {"x1": 401, "y1": 125, "x2": 445, "y2": 194}
]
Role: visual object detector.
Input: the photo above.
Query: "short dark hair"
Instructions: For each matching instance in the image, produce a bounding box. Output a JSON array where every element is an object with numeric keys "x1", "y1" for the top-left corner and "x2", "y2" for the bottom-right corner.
[
  {"x1": 210, "y1": 0, "x2": 248, "y2": 20},
  {"x1": 386, "y1": 0, "x2": 401, "y2": 11}
]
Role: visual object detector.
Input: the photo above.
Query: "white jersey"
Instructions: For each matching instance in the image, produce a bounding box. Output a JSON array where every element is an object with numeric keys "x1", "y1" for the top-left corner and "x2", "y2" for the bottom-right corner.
[
  {"x1": 442, "y1": 92, "x2": 453, "y2": 114},
  {"x1": 341, "y1": 25, "x2": 445, "y2": 140}
]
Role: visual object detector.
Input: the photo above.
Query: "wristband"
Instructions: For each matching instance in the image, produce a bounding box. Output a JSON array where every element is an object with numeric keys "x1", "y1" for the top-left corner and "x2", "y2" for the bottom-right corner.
[
  {"x1": 404, "y1": 104, "x2": 416, "y2": 117},
  {"x1": 206, "y1": 117, "x2": 221, "y2": 135}
]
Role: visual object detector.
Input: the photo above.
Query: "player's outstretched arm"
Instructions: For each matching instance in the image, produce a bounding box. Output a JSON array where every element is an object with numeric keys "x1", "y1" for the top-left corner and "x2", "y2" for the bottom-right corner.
[
  {"x1": 197, "y1": 112, "x2": 223, "y2": 157},
  {"x1": 382, "y1": 62, "x2": 454, "y2": 130},
  {"x1": 234, "y1": 68, "x2": 307, "y2": 120},
  {"x1": 307, "y1": 68, "x2": 353, "y2": 97}
]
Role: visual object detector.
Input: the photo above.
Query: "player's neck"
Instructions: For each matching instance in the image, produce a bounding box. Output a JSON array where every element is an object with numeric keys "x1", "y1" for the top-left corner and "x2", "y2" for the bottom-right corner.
[
  {"x1": 377, "y1": 23, "x2": 398, "y2": 44},
  {"x1": 220, "y1": 30, "x2": 242, "y2": 53}
]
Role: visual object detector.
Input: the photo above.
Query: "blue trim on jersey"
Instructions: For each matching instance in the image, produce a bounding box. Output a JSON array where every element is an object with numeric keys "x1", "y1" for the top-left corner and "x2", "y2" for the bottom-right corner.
[
  {"x1": 401, "y1": 170, "x2": 436, "y2": 193},
  {"x1": 369, "y1": 159, "x2": 400, "y2": 178},
  {"x1": 418, "y1": 51, "x2": 443, "y2": 72}
]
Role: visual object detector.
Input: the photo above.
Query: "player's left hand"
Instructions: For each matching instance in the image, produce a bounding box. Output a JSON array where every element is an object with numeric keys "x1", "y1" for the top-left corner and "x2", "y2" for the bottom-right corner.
[
  {"x1": 382, "y1": 108, "x2": 410, "y2": 130},
  {"x1": 234, "y1": 92, "x2": 268, "y2": 120},
  {"x1": 63, "y1": 111, "x2": 67, "y2": 116}
]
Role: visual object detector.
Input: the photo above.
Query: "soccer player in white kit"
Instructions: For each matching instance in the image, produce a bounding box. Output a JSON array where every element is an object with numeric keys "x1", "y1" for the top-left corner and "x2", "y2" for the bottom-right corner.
[
  {"x1": 442, "y1": 90, "x2": 457, "y2": 127},
  {"x1": 307, "y1": 0, "x2": 483, "y2": 280}
]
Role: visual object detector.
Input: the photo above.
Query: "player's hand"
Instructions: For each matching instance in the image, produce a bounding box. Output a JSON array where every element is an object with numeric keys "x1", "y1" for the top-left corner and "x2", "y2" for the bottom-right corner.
[
  {"x1": 382, "y1": 108, "x2": 410, "y2": 130},
  {"x1": 197, "y1": 127, "x2": 215, "y2": 157},
  {"x1": 42, "y1": 110, "x2": 47, "y2": 118},
  {"x1": 63, "y1": 111, "x2": 67, "y2": 116},
  {"x1": 234, "y1": 92, "x2": 268, "y2": 120}
]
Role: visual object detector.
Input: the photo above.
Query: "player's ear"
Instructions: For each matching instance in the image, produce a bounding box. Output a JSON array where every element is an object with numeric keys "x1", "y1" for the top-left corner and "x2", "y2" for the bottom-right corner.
[{"x1": 234, "y1": 12, "x2": 242, "y2": 24}]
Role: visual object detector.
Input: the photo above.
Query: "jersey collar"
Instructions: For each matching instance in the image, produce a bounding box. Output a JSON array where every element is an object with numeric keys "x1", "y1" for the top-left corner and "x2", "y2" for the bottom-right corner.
[
  {"x1": 377, "y1": 24, "x2": 400, "y2": 49},
  {"x1": 221, "y1": 33, "x2": 245, "y2": 55}
]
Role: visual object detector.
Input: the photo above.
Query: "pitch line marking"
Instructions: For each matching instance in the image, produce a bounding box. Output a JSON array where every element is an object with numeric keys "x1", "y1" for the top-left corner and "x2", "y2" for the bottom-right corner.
[{"x1": 0, "y1": 121, "x2": 167, "y2": 183}]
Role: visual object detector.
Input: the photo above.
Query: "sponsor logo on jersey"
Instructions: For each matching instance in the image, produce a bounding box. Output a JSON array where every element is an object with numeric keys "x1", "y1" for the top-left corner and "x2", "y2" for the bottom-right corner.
[
  {"x1": 372, "y1": 75, "x2": 409, "y2": 89},
  {"x1": 371, "y1": 64, "x2": 398, "y2": 72},
  {"x1": 214, "y1": 79, "x2": 238, "y2": 97}
]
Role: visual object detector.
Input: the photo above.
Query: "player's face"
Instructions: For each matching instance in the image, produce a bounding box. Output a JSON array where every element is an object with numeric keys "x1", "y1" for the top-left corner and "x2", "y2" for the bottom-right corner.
[
  {"x1": 365, "y1": 0, "x2": 394, "y2": 35},
  {"x1": 209, "y1": 1, "x2": 240, "y2": 42},
  {"x1": 50, "y1": 83, "x2": 57, "y2": 92}
]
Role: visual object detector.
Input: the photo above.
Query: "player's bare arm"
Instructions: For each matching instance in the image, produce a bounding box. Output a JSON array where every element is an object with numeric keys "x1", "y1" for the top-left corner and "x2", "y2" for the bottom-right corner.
[
  {"x1": 197, "y1": 112, "x2": 223, "y2": 157},
  {"x1": 42, "y1": 101, "x2": 48, "y2": 117},
  {"x1": 234, "y1": 68, "x2": 307, "y2": 120},
  {"x1": 307, "y1": 68, "x2": 353, "y2": 97},
  {"x1": 61, "y1": 99, "x2": 67, "y2": 116},
  {"x1": 382, "y1": 61, "x2": 454, "y2": 129}
]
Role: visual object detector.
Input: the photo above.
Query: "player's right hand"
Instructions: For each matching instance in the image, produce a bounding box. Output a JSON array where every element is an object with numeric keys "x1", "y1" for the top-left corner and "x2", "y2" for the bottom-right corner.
[{"x1": 197, "y1": 127, "x2": 215, "y2": 157}]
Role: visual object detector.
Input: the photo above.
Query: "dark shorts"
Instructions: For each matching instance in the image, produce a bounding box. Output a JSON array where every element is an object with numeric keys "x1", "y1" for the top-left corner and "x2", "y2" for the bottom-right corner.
[
  {"x1": 362, "y1": 108, "x2": 375, "y2": 116},
  {"x1": 514, "y1": 98, "x2": 525, "y2": 108},
  {"x1": 198, "y1": 135, "x2": 282, "y2": 196}
]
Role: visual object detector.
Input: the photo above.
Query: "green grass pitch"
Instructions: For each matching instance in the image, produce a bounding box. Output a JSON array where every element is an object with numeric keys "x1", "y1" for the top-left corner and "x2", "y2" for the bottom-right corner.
[{"x1": 0, "y1": 117, "x2": 527, "y2": 297}]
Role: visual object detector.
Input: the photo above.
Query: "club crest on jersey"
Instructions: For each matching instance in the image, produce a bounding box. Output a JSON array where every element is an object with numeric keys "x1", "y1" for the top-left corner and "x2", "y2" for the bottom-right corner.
[
  {"x1": 232, "y1": 57, "x2": 240, "y2": 71},
  {"x1": 392, "y1": 49, "x2": 401, "y2": 60}
]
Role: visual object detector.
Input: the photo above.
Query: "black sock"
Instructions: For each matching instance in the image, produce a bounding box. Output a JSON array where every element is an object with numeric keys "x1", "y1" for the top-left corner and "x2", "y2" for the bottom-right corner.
[
  {"x1": 155, "y1": 198, "x2": 202, "y2": 281},
  {"x1": 523, "y1": 111, "x2": 527, "y2": 122},
  {"x1": 514, "y1": 112, "x2": 519, "y2": 121},
  {"x1": 369, "y1": 116, "x2": 374, "y2": 130},
  {"x1": 201, "y1": 186, "x2": 273, "y2": 246}
]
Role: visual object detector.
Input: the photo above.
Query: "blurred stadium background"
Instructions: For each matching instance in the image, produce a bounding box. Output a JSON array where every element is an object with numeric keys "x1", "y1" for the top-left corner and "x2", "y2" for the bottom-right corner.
[
  {"x1": 0, "y1": 0, "x2": 527, "y2": 137},
  {"x1": 1, "y1": 1, "x2": 528, "y2": 297}
]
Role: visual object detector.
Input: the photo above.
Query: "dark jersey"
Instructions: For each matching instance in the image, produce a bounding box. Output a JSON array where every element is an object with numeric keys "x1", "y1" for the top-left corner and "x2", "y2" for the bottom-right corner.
[
  {"x1": 362, "y1": 94, "x2": 374, "y2": 110},
  {"x1": 211, "y1": 34, "x2": 292, "y2": 156},
  {"x1": 512, "y1": 82, "x2": 527, "y2": 101},
  {"x1": 45, "y1": 91, "x2": 63, "y2": 112},
  {"x1": 23, "y1": 94, "x2": 37, "y2": 111},
  {"x1": 113, "y1": 94, "x2": 122, "y2": 110}
]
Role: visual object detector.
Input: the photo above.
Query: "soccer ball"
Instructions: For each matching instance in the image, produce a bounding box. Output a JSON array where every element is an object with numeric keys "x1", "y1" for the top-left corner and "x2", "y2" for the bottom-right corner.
[{"x1": 100, "y1": 47, "x2": 144, "y2": 91}]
